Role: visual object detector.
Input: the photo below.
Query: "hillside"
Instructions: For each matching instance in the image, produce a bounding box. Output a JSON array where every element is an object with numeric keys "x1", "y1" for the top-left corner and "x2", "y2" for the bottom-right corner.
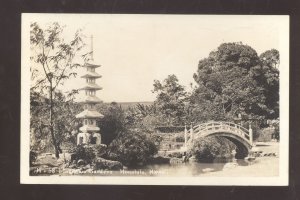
[{"x1": 111, "y1": 101, "x2": 154, "y2": 109}]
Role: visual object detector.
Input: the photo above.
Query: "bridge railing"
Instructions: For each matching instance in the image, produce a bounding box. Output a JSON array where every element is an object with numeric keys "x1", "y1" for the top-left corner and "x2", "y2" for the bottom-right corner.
[{"x1": 184, "y1": 121, "x2": 252, "y2": 146}]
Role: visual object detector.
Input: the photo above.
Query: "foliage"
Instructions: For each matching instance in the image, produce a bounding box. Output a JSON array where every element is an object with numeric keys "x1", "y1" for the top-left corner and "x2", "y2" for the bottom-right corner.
[
  {"x1": 189, "y1": 136, "x2": 236, "y2": 162},
  {"x1": 105, "y1": 131, "x2": 158, "y2": 167},
  {"x1": 273, "y1": 123, "x2": 280, "y2": 141},
  {"x1": 97, "y1": 102, "x2": 127, "y2": 145},
  {"x1": 30, "y1": 151, "x2": 37, "y2": 166},
  {"x1": 30, "y1": 22, "x2": 86, "y2": 158},
  {"x1": 258, "y1": 49, "x2": 280, "y2": 119},
  {"x1": 92, "y1": 144, "x2": 107, "y2": 157},
  {"x1": 152, "y1": 74, "x2": 187, "y2": 126},
  {"x1": 125, "y1": 103, "x2": 164, "y2": 133},
  {"x1": 191, "y1": 42, "x2": 279, "y2": 124},
  {"x1": 241, "y1": 121, "x2": 263, "y2": 141},
  {"x1": 69, "y1": 145, "x2": 96, "y2": 164},
  {"x1": 30, "y1": 90, "x2": 81, "y2": 153}
]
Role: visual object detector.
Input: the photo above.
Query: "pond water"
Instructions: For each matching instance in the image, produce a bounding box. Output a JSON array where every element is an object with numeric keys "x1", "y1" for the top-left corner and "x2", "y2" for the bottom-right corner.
[
  {"x1": 129, "y1": 159, "x2": 251, "y2": 177},
  {"x1": 53, "y1": 157, "x2": 253, "y2": 177}
]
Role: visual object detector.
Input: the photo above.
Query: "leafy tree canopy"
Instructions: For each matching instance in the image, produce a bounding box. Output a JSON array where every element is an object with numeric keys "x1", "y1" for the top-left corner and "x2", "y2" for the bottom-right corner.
[
  {"x1": 30, "y1": 22, "x2": 86, "y2": 157},
  {"x1": 152, "y1": 74, "x2": 187, "y2": 126},
  {"x1": 191, "y1": 42, "x2": 279, "y2": 123}
]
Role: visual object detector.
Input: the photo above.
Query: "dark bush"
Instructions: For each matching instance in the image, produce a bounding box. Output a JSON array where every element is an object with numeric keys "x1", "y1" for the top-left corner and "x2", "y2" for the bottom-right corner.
[
  {"x1": 30, "y1": 150, "x2": 37, "y2": 166},
  {"x1": 92, "y1": 144, "x2": 107, "y2": 157},
  {"x1": 188, "y1": 136, "x2": 236, "y2": 162},
  {"x1": 68, "y1": 145, "x2": 96, "y2": 164},
  {"x1": 105, "y1": 131, "x2": 158, "y2": 167},
  {"x1": 273, "y1": 123, "x2": 280, "y2": 141},
  {"x1": 148, "y1": 156, "x2": 170, "y2": 164}
]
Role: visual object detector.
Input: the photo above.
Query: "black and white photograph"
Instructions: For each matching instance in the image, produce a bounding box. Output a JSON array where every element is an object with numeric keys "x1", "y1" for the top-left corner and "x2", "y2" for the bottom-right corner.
[{"x1": 20, "y1": 14, "x2": 289, "y2": 185}]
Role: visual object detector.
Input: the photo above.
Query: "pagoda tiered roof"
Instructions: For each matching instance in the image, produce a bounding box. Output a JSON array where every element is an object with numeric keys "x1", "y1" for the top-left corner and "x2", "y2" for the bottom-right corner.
[
  {"x1": 81, "y1": 71, "x2": 102, "y2": 78},
  {"x1": 79, "y1": 82, "x2": 103, "y2": 90},
  {"x1": 79, "y1": 96, "x2": 102, "y2": 103},
  {"x1": 79, "y1": 125, "x2": 100, "y2": 132},
  {"x1": 83, "y1": 62, "x2": 101, "y2": 68},
  {"x1": 76, "y1": 110, "x2": 104, "y2": 119}
]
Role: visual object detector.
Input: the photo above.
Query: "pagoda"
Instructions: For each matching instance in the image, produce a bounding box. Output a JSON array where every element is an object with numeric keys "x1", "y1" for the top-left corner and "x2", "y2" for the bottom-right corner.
[{"x1": 75, "y1": 36, "x2": 104, "y2": 145}]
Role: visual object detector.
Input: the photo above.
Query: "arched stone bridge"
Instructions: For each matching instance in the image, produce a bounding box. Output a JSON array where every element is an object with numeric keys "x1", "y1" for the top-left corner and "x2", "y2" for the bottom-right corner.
[{"x1": 183, "y1": 121, "x2": 253, "y2": 158}]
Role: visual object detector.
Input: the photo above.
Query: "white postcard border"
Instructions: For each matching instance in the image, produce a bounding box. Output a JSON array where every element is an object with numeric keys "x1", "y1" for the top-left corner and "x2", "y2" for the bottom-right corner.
[{"x1": 21, "y1": 14, "x2": 289, "y2": 185}]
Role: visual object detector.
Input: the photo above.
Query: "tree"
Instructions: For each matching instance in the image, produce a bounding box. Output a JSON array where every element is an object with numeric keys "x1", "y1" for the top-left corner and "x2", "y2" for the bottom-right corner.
[
  {"x1": 30, "y1": 22, "x2": 86, "y2": 158},
  {"x1": 124, "y1": 103, "x2": 163, "y2": 133},
  {"x1": 152, "y1": 74, "x2": 187, "y2": 126},
  {"x1": 257, "y1": 49, "x2": 280, "y2": 119},
  {"x1": 192, "y1": 42, "x2": 279, "y2": 123},
  {"x1": 97, "y1": 102, "x2": 127, "y2": 145},
  {"x1": 30, "y1": 90, "x2": 81, "y2": 154}
]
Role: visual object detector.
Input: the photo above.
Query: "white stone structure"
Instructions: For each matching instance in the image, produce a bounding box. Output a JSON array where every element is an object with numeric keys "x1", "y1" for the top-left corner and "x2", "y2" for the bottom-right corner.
[{"x1": 75, "y1": 36, "x2": 104, "y2": 145}]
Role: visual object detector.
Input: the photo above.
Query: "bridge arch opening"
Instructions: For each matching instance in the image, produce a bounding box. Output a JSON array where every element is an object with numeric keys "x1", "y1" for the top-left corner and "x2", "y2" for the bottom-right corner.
[
  {"x1": 199, "y1": 131, "x2": 251, "y2": 158},
  {"x1": 221, "y1": 136, "x2": 249, "y2": 159}
]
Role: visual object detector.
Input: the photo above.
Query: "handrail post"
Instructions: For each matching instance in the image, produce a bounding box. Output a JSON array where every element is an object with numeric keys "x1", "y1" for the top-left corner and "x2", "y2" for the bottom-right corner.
[
  {"x1": 190, "y1": 122, "x2": 194, "y2": 142},
  {"x1": 184, "y1": 123, "x2": 187, "y2": 148},
  {"x1": 249, "y1": 124, "x2": 253, "y2": 145}
]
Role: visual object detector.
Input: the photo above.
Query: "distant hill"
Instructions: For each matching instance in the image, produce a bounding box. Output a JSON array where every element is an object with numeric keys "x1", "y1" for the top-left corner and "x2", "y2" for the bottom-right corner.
[{"x1": 115, "y1": 101, "x2": 154, "y2": 109}]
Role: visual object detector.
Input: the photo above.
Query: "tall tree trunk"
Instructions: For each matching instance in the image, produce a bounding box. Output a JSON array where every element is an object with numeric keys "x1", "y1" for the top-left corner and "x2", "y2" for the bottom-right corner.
[{"x1": 49, "y1": 81, "x2": 60, "y2": 158}]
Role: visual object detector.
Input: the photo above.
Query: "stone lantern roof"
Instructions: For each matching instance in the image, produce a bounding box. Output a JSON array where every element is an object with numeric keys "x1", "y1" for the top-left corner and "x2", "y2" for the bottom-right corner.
[{"x1": 76, "y1": 109, "x2": 104, "y2": 119}]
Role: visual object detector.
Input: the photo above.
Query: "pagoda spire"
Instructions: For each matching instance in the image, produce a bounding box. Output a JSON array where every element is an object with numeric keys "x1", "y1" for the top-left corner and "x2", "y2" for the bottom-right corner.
[{"x1": 90, "y1": 35, "x2": 94, "y2": 61}]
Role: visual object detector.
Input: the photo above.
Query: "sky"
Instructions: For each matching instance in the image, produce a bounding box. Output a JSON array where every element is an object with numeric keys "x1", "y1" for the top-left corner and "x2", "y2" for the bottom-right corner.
[{"x1": 28, "y1": 14, "x2": 284, "y2": 102}]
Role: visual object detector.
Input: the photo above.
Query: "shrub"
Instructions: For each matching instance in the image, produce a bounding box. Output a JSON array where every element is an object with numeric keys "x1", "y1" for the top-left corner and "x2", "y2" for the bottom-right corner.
[
  {"x1": 105, "y1": 131, "x2": 158, "y2": 167},
  {"x1": 92, "y1": 144, "x2": 107, "y2": 157},
  {"x1": 273, "y1": 123, "x2": 280, "y2": 141},
  {"x1": 188, "y1": 136, "x2": 236, "y2": 162},
  {"x1": 69, "y1": 145, "x2": 96, "y2": 164},
  {"x1": 30, "y1": 150, "x2": 37, "y2": 166}
]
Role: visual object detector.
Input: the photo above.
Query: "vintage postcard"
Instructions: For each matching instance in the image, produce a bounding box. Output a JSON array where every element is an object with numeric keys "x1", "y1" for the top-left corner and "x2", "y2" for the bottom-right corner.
[{"x1": 21, "y1": 14, "x2": 289, "y2": 185}]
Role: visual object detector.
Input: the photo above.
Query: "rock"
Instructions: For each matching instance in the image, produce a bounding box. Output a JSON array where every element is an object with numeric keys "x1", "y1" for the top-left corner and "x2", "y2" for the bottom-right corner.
[
  {"x1": 85, "y1": 168, "x2": 93, "y2": 174},
  {"x1": 223, "y1": 162, "x2": 238, "y2": 170},
  {"x1": 245, "y1": 156, "x2": 256, "y2": 162},
  {"x1": 94, "y1": 158, "x2": 123, "y2": 170},
  {"x1": 69, "y1": 164, "x2": 77, "y2": 169},
  {"x1": 35, "y1": 156, "x2": 59, "y2": 167},
  {"x1": 170, "y1": 157, "x2": 183, "y2": 164},
  {"x1": 77, "y1": 159, "x2": 85, "y2": 166},
  {"x1": 202, "y1": 168, "x2": 214, "y2": 173},
  {"x1": 188, "y1": 156, "x2": 197, "y2": 163}
]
